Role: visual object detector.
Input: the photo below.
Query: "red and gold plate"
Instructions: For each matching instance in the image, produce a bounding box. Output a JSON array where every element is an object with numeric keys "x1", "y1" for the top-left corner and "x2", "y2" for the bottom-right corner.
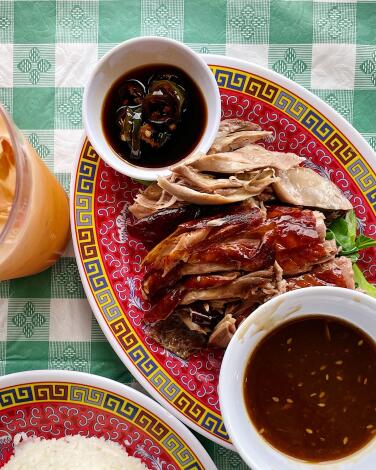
[
  {"x1": 0, "y1": 370, "x2": 215, "y2": 468},
  {"x1": 71, "y1": 55, "x2": 376, "y2": 447}
]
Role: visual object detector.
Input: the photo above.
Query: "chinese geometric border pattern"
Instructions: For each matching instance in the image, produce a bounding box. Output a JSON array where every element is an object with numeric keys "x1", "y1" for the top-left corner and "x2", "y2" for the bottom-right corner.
[
  {"x1": 211, "y1": 65, "x2": 376, "y2": 213},
  {"x1": 0, "y1": 382, "x2": 204, "y2": 469},
  {"x1": 74, "y1": 139, "x2": 229, "y2": 443},
  {"x1": 74, "y1": 64, "x2": 376, "y2": 445}
]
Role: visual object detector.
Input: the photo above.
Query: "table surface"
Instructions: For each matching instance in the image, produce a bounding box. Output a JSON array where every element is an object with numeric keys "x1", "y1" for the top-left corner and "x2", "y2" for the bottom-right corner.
[{"x1": 1, "y1": 1, "x2": 375, "y2": 468}]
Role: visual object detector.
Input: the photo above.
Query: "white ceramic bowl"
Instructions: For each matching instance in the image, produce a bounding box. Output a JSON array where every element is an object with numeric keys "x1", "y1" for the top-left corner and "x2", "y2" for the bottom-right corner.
[
  {"x1": 219, "y1": 287, "x2": 376, "y2": 470},
  {"x1": 83, "y1": 36, "x2": 221, "y2": 181}
]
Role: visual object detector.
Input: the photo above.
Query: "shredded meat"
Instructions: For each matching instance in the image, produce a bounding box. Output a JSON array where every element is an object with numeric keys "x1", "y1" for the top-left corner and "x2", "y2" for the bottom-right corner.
[
  {"x1": 129, "y1": 121, "x2": 304, "y2": 219},
  {"x1": 188, "y1": 145, "x2": 304, "y2": 174},
  {"x1": 208, "y1": 314, "x2": 236, "y2": 348},
  {"x1": 127, "y1": 119, "x2": 357, "y2": 358},
  {"x1": 212, "y1": 119, "x2": 261, "y2": 142},
  {"x1": 180, "y1": 269, "x2": 277, "y2": 305},
  {"x1": 208, "y1": 130, "x2": 272, "y2": 154},
  {"x1": 157, "y1": 169, "x2": 277, "y2": 205},
  {"x1": 142, "y1": 205, "x2": 334, "y2": 298},
  {"x1": 129, "y1": 182, "x2": 179, "y2": 219}
]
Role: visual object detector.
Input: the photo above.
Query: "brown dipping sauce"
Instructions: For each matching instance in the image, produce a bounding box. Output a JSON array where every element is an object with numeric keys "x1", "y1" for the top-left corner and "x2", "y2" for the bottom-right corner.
[
  {"x1": 244, "y1": 315, "x2": 376, "y2": 462},
  {"x1": 102, "y1": 64, "x2": 207, "y2": 168}
]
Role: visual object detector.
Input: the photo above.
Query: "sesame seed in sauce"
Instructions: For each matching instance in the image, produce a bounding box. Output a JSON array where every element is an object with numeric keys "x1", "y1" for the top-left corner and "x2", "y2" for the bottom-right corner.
[
  {"x1": 324, "y1": 323, "x2": 331, "y2": 342},
  {"x1": 243, "y1": 315, "x2": 376, "y2": 462},
  {"x1": 358, "y1": 340, "x2": 364, "y2": 346}
]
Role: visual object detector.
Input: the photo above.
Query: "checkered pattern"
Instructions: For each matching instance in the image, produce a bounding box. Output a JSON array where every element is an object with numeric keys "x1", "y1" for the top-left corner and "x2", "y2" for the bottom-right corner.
[{"x1": 0, "y1": 1, "x2": 375, "y2": 467}]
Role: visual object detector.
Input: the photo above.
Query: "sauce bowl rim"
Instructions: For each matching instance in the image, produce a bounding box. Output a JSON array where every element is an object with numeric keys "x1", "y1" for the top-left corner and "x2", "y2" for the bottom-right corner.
[
  {"x1": 219, "y1": 286, "x2": 376, "y2": 470},
  {"x1": 82, "y1": 36, "x2": 221, "y2": 181}
]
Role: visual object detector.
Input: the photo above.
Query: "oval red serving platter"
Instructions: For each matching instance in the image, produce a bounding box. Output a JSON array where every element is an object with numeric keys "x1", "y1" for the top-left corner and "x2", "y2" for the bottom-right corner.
[{"x1": 72, "y1": 55, "x2": 376, "y2": 447}]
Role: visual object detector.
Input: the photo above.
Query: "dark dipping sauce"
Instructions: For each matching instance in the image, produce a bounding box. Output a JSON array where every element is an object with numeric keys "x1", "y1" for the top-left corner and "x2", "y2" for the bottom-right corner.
[
  {"x1": 102, "y1": 64, "x2": 207, "y2": 168},
  {"x1": 244, "y1": 315, "x2": 376, "y2": 462}
]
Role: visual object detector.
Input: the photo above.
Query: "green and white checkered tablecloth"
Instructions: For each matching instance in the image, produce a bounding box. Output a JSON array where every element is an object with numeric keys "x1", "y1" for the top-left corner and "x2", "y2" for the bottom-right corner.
[{"x1": 0, "y1": 1, "x2": 375, "y2": 468}]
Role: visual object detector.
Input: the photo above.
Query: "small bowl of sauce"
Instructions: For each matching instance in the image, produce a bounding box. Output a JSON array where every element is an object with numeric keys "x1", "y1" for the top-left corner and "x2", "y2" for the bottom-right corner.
[
  {"x1": 219, "y1": 287, "x2": 376, "y2": 469},
  {"x1": 83, "y1": 37, "x2": 220, "y2": 180}
]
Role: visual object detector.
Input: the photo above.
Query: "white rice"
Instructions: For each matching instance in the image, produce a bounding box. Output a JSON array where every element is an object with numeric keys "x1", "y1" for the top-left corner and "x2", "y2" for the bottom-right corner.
[{"x1": 4, "y1": 434, "x2": 148, "y2": 470}]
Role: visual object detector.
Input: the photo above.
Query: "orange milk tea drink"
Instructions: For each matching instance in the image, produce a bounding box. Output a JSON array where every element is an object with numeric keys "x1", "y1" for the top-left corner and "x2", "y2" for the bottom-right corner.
[{"x1": 0, "y1": 105, "x2": 70, "y2": 280}]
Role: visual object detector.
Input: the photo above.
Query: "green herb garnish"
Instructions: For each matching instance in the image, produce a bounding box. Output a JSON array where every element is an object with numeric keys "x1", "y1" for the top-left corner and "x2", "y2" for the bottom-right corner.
[
  {"x1": 353, "y1": 264, "x2": 376, "y2": 298},
  {"x1": 326, "y1": 210, "x2": 376, "y2": 297},
  {"x1": 326, "y1": 210, "x2": 376, "y2": 262}
]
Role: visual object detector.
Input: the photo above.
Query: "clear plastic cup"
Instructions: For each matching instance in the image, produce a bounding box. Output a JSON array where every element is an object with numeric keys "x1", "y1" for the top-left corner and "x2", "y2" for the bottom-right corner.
[{"x1": 0, "y1": 105, "x2": 70, "y2": 281}]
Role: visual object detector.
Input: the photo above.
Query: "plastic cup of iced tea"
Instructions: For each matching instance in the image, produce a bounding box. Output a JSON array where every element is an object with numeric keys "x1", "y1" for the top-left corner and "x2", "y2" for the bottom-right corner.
[{"x1": 0, "y1": 105, "x2": 70, "y2": 281}]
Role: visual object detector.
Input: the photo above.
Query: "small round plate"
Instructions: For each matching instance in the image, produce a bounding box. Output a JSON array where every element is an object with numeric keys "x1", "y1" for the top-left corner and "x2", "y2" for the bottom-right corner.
[
  {"x1": 71, "y1": 54, "x2": 376, "y2": 447},
  {"x1": 0, "y1": 370, "x2": 216, "y2": 469}
]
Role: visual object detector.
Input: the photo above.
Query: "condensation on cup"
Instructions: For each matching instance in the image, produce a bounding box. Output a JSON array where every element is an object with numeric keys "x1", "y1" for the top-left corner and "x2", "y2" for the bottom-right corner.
[{"x1": 0, "y1": 105, "x2": 70, "y2": 281}]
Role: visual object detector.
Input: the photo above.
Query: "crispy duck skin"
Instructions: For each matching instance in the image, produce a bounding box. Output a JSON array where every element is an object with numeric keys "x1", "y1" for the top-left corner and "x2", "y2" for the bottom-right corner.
[
  {"x1": 267, "y1": 206, "x2": 323, "y2": 248},
  {"x1": 275, "y1": 239, "x2": 337, "y2": 275},
  {"x1": 132, "y1": 119, "x2": 356, "y2": 358},
  {"x1": 145, "y1": 267, "x2": 277, "y2": 324},
  {"x1": 188, "y1": 236, "x2": 274, "y2": 269},
  {"x1": 142, "y1": 207, "x2": 265, "y2": 284},
  {"x1": 142, "y1": 207, "x2": 269, "y2": 297},
  {"x1": 286, "y1": 257, "x2": 354, "y2": 290},
  {"x1": 144, "y1": 205, "x2": 323, "y2": 274},
  {"x1": 127, "y1": 205, "x2": 202, "y2": 249},
  {"x1": 127, "y1": 203, "x2": 241, "y2": 249},
  {"x1": 174, "y1": 205, "x2": 265, "y2": 235},
  {"x1": 144, "y1": 272, "x2": 240, "y2": 323},
  {"x1": 146, "y1": 257, "x2": 354, "y2": 357},
  {"x1": 142, "y1": 206, "x2": 339, "y2": 325},
  {"x1": 266, "y1": 206, "x2": 337, "y2": 275},
  {"x1": 142, "y1": 205, "x2": 335, "y2": 301}
]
